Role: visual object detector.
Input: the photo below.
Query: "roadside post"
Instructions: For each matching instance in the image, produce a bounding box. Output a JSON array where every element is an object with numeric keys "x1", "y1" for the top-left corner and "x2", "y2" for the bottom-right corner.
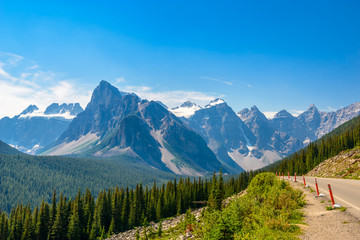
[{"x1": 328, "y1": 184, "x2": 341, "y2": 208}]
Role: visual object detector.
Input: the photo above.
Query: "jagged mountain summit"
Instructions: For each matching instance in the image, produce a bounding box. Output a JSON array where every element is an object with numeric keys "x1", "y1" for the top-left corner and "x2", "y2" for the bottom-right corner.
[
  {"x1": 171, "y1": 100, "x2": 281, "y2": 171},
  {"x1": 41, "y1": 80, "x2": 223, "y2": 176},
  {"x1": 238, "y1": 102, "x2": 360, "y2": 166},
  {"x1": 0, "y1": 103, "x2": 84, "y2": 154},
  {"x1": 314, "y1": 102, "x2": 360, "y2": 139},
  {"x1": 44, "y1": 103, "x2": 83, "y2": 116}
]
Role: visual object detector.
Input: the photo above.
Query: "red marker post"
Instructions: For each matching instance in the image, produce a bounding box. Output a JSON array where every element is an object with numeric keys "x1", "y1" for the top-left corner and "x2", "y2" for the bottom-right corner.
[
  {"x1": 328, "y1": 184, "x2": 335, "y2": 206},
  {"x1": 288, "y1": 172, "x2": 290, "y2": 180},
  {"x1": 303, "y1": 175, "x2": 306, "y2": 187},
  {"x1": 294, "y1": 172, "x2": 297, "y2": 182},
  {"x1": 315, "y1": 178, "x2": 320, "y2": 196}
]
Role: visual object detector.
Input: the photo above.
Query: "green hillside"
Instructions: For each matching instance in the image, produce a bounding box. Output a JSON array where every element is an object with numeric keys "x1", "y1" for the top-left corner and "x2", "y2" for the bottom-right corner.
[
  {"x1": 0, "y1": 140, "x2": 24, "y2": 155},
  {"x1": 266, "y1": 115, "x2": 360, "y2": 174},
  {"x1": 0, "y1": 153, "x2": 175, "y2": 212}
]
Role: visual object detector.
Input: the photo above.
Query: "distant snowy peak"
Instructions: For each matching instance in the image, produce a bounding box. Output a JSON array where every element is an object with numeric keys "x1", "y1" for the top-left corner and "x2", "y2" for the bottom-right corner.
[
  {"x1": 205, "y1": 98, "x2": 225, "y2": 108},
  {"x1": 170, "y1": 101, "x2": 202, "y2": 118},
  {"x1": 20, "y1": 105, "x2": 39, "y2": 115},
  {"x1": 44, "y1": 103, "x2": 83, "y2": 116},
  {"x1": 274, "y1": 109, "x2": 294, "y2": 118},
  {"x1": 19, "y1": 103, "x2": 84, "y2": 120},
  {"x1": 180, "y1": 101, "x2": 198, "y2": 108}
]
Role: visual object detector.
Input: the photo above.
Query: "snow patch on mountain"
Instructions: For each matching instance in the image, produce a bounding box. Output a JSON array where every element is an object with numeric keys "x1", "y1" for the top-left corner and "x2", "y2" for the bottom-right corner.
[
  {"x1": 205, "y1": 98, "x2": 225, "y2": 108},
  {"x1": 170, "y1": 101, "x2": 202, "y2": 118},
  {"x1": 228, "y1": 148, "x2": 282, "y2": 170},
  {"x1": 18, "y1": 103, "x2": 83, "y2": 120},
  {"x1": 303, "y1": 137, "x2": 311, "y2": 145},
  {"x1": 19, "y1": 109, "x2": 76, "y2": 120}
]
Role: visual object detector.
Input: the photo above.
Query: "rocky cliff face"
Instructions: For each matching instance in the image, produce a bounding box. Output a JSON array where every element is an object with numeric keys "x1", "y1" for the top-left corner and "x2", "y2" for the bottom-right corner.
[{"x1": 307, "y1": 147, "x2": 360, "y2": 179}]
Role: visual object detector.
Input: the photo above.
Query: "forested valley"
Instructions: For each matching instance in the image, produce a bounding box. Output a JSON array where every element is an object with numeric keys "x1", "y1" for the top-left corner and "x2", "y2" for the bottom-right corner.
[{"x1": 0, "y1": 171, "x2": 254, "y2": 240}]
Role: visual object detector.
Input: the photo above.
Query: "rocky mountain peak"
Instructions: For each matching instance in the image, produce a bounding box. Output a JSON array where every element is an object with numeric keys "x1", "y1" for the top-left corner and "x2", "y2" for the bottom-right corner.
[
  {"x1": 238, "y1": 108, "x2": 250, "y2": 117},
  {"x1": 238, "y1": 106, "x2": 267, "y2": 122},
  {"x1": 307, "y1": 104, "x2": 318, "y2": 112},
  {"x1": 274, "y1": 109, "x2": 293, "y2": 118},
  {"x1": 250, "y1": 105, "x2": 260, "y2": 112},
  {"x1": 20, "y1": 105, "x2": 39, "y2": 115},
  {"x1": 87, "y1": 80, "x2": 128, "y2": 111},
  {"x1": 180, "y1": 101, "x2": 197, "y2": 108}
]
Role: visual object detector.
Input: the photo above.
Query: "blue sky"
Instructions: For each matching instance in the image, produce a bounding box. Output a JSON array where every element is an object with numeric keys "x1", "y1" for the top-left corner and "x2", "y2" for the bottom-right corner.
[{"x1": 0, "y1": 0, "x2": 359, "y2": 117}]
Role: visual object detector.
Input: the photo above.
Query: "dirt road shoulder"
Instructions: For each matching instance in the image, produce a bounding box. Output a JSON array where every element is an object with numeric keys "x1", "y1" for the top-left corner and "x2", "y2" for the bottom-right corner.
[{"x1": 288, "y1": 179, "x2": 360, "y2": 240}]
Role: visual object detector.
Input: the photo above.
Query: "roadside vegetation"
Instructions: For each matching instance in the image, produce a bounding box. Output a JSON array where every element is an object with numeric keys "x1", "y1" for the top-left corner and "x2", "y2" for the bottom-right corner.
[{"x1": 151, "y1": 173, "x2": 305, "y2": 239}]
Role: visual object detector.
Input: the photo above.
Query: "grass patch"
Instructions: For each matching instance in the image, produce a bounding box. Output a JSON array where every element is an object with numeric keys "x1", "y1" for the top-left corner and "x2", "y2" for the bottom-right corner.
[
  {"x1": 320, "y1": 200, "x2": 325, "y2": 203},
  {"x1": 326, "y1": 206, "x2": 333, "y2": 211},
  {"x1": 343, "y1": 221, "x2": 349, "y2": 224},
  {"x1": 340, "y1": 207, "x2": 347, "y2": 212}
]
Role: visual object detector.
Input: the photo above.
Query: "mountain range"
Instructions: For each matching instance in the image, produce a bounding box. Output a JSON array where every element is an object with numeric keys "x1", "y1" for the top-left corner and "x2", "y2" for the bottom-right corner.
[
  {"x1": 0, "y1": 80, "x2": 359, "y2": 175},
  {"x1": 0, "y1": 103, "x2": 83, "y2": 154},
  {"x1": 170, "y1": 99, "x2": 360, "y2": 171}
]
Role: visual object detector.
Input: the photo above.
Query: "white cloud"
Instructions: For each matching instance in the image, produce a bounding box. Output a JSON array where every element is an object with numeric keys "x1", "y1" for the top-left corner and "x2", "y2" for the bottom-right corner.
[
  {"x1": 0, "y1": 52, "x2": 223, "y2": 117},
  {"x1": 200, "y1": 76, "x2": 233, "y2": 86},
  {"x1": 123, "y1": 85, "x2": 220, "y2": 108},
  {"x1": 289, "y1": 110, "x2": 304, "y2": 117},
  {"x1": 0, "y1": 53, "x2": 92, "y2": 118},
  {"x1": 27, "y1": 64, "x2": 39, "y2": 70},
  {"x1": 115, "y1": 76, "x2": 126, "y2": 84},
  {"x1": 264, "y1": 109, "x2": 304, "y2": 119},
  {"x1": 263, "y1": 112, "x2": 277, "y2": 119},
  {"x1": 200, "y1": 76, "x2": 252, "y2": 88},
  {"x1": 327, "y1": 106, "x2": 336, "y2": 112}
]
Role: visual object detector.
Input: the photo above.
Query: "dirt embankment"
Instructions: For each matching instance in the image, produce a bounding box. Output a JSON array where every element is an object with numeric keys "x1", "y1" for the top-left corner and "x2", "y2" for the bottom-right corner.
[{"x1": 307, "y1": 147, "x2": 360, "y2": 179}]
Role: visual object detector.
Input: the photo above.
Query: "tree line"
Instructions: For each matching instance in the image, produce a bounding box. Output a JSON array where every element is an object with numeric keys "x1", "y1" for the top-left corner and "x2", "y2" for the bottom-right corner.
[{"x1": 0, "y1": 170, "x2": 254, "y2": 240}]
